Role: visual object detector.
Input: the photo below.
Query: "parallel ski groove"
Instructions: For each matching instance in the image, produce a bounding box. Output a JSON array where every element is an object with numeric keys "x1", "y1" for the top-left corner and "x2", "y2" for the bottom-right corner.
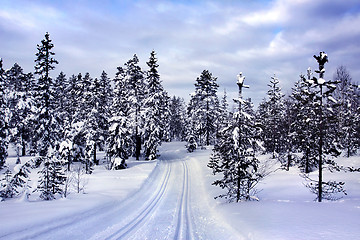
[
  {"x1": 105, "y1": 161, "x2": 171, "y2": 240},
  {"x1": 174, "y1": 160, "x2": 195, "y2": 240}
]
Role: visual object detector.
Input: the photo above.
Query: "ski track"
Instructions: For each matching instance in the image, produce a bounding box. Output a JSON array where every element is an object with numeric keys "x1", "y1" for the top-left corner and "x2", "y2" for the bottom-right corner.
[
  {"x1": 1, "y1": 144, "x2": 240, "y2": 240},
  {"x1": 174, "y1": 160, "x2": 195, "y2": 240},
  {"x1": 103, "y1": 161, "x2": 171, "y2": 240}
]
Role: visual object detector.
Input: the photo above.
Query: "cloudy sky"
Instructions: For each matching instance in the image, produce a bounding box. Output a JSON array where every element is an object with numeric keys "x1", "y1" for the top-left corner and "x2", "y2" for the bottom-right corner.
[{"x1": 1, "y1": 0, "x2": 359, "y2": 106}]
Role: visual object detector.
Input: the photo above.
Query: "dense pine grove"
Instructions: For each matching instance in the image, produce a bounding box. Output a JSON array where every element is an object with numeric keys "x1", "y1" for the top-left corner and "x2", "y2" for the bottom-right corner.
[{"x1": 1, "y1": 33, "x2": 360, "y2": 202}]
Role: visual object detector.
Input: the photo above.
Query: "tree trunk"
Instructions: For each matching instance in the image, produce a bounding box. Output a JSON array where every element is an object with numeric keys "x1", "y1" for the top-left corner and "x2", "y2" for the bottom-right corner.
[
  {"x1": 93, "y1": 142, "x2": 98, "y2": 165},
  {"x1": 318, "y1": 84, "x2": 323, "y2": 202},
  {"x1": 22, "y1": 140, "x2": 26, "y2": 156}
]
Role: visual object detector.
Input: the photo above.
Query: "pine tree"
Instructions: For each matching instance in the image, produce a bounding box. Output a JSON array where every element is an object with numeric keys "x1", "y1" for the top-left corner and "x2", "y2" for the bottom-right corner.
[
  {"x1": 53, "y1": 72, "x2": 67, "y2": 139},
  {"x1": 124, "y1": 54, "x2": 146, "y2": 160},
  {"x1": 289, "y1": 70, "x2": 318, "y2": 173},
  {"x1": 98, "y1": 71, "x2": 112, "y2": 150},
  {"x1": 0, "y1": 59, "x2": 8, "y2": 168},
  {"x1": 60, "y1": 74, "x2": 79, "y2": 170},
  {"x1": 297, "y1": 52, "x2": 345, "y2": 202},
  {"x1": 107, "y1": 66, "x2": 133, "y2": 169},
  {"x1": 7, "y1": 63, "x2": 34, "y2": 162},
  {"x1": 1, "y1": 162, "x2": 32, "y2": 200},
  {"x1": 0, "y1": 166, "x2": 14, "y2": 199},
  {"x1": 187, "y1": 70, "x2": 219, "y2": 147},
  {"x1": 209, "y1": 73, "x2": 263, "y2": 202},
  {"x1": 143, "y1": 50, "x2": 168, "y2": 160},
  {"x1": 169, "y1": 96, "x2": 187, "y2": 141},
  {"x1": 333, "y1": 66, "x2": 359, "y2": 157},
  {"x1": 36, "y1": 154, "x2": 65, "y2": 200},
  {"x1": 32, "y1": 32, "x2": 59, "y2": 156},
  {"x1": 261, "y1": 74, "x2": 285, "y2": 157},
  {"x1": 217, "y1": 89, "x2": 230, "y2": 133}
]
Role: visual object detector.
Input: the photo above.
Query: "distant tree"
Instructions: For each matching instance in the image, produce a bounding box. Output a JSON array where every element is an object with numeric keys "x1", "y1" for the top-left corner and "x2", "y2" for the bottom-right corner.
[
  {"x1": 333, "y1": 66, "x2": 359, "y2": 157},
  {"x1": 97, "y1": 71, "x2": 112, "y2": 150},
  {"x1": 32, "y1": 32, "x2": 59, "y2": 156},
  {"x1": 289, "y1": 70, "x2": 318, "y2": 173},
  {"x1": 258, "y1": 74, "x2": 285, "y2": 157},
  {"x1": 169, "y1": 96, "x2": 187, "y2": 141},
  {"x1": 187, "y1": 70, "x2": 220, "y2": 147},
  {"x1": 0, "y1": 59, "x2": 8, "y2": 168},
  {"x1": 217, "y1": 89, "x2": 230, "y2": 133},
  {"x1": 53, "y1": 71, "x2": 68, "y2": 138}
]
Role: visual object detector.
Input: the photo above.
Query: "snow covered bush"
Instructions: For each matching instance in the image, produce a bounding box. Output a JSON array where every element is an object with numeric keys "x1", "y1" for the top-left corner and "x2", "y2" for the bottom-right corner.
[
  {"x1": 0, "y1": 162, "x2": 32, "y2": 201},
  {"x1": 186, "y1": 135, "x2": 197, "y2": 153}
]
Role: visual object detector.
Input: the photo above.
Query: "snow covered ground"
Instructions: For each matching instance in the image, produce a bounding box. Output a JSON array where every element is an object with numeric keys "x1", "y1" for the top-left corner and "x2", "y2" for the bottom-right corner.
[{"x1": 0, "y1": 142, "x2": 359, "y2": 239}]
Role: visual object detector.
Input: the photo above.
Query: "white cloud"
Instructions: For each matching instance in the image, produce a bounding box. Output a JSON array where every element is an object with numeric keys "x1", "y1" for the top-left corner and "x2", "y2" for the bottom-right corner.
[{"x1": 1, "y1": 0, "x2": 359, "y2": 106}]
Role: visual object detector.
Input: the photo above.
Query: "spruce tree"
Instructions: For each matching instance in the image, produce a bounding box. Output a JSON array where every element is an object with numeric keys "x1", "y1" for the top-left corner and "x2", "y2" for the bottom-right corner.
[
  {"x1": 169, "y1": 96, "x2": 187, "y2": 141},
  {"x1": 333, "y1": 66, "x2": 359, "y2": 157},
  {"x1": 0, "y1": 166, "x2": 14, "y2": 199},
  {"x1": 209, "y1": 73, "x2": 263, "y2": 202},
  {"x1": 295, "y1": 52, "x2": 345, "y2": 201},
  {"x1": 143, "y1": 50, "x2": 168, "y2": 160},
  {"x1": 289, "y1": 70, "x2": 318, "y2": 173},
  {"x1": 107, "y1": 66, "x2": 133, "y2": 169},
  {"x1": 36, "y1": 154, "x2": 65, "y2": 200},
  {"x1": 98, "y1": 71, "x2": 112, "y2": 150},
  {"x1": 32, "y1": 32, "x2": 59, "y2": 156},
  {"x1": 124, "y1": 54, "x2": 146, "y2": 160},
  {"x1": 187, "y1": 70, "x2": 219, "y2": 147},
  {"x1": 0, "y1": 59, "x2": 8, "y2": 168},
  {"x1": 217, "y1": 89, "x2": 230, "y2": 133},
  {"x1": 7, "y1": 63, "x2": 34, "y2": 161},
  {"x1": 53, "y1": 72, "x2": 67, "y2": 138}
]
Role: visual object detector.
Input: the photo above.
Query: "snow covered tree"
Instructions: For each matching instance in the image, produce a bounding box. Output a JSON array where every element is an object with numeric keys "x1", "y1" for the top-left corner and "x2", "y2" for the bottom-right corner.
[
  {"x1": 217, "y1": 89, "x2": 230, "y2": 133},
  {"x1": 52, "y1": 71, "x2": 67, "y2": 139},
  {"x1": 187, "y1": 70, "x2": 220, "y2": 147},
  {"x1": 97, "y1": 71, "x2": 112, "y2": 149},
  {"x1": 0, "y1": 166, "x2": 14, "y2": 200},
  {"x1": 36, "y1": 154, "x2": 65, "y2": 200},
  {"x1": 143, "y1": 50, "x2": 168, "y2": 160},
  {"x1": 1, "y1": 161, "x2": 32, "y2": 200},
  {"x1": 124, "y1": 54, "x2": 146, "y2": 160},
  {"x1": 32, "y1": 32, "x2": 59, "y2": 156},
  {"x1": 0, "y1": 59, "x2": 8, "y2": 168},
  {"x1": 257, "y1": 74, "x2": 285, "y2": 157},
  {"x1": 289, "y1": 70, "x2": 319, "y2": 173},
  {"x1": 169, "y1": 96, "x2": 187, "y2": 141},
  {"x1": 7, "y1": 63, "x2": 34, "y2": 162},
  {"x1": 209, "y1": 73, "x2": 263, "y2": 202},
  {"x1": 333, "y1": 66, "x2": 359, "y2": 157},
  {"x1": 107, "y1": 66, "x2": 133, "y2": 169},
  {"x1": 297, "y1": 52, "x2": 345, "y2": 202}
]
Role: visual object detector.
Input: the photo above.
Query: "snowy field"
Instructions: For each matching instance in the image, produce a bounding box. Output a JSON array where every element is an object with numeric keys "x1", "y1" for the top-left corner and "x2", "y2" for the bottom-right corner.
[{"x1": 0, "y1": 142, "x2": 359, "y2": 239}]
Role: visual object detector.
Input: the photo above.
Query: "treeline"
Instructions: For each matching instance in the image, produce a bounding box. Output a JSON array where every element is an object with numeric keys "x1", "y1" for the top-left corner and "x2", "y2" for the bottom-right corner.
[
  {"x1": 0, "y1": 33, "x2": 186, "y2": 200},
  {"x1": 0, "y1": 32, "x2": 359, "y2": 202},
  {"x1": 185, "y1": 53, "x2": 359, "y2": 202}
]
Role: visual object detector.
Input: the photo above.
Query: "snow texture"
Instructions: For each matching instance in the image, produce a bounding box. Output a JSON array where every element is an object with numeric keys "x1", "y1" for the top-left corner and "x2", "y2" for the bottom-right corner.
[{"x1": 0, "y1": 142, "x2": 359, "y2": 239}]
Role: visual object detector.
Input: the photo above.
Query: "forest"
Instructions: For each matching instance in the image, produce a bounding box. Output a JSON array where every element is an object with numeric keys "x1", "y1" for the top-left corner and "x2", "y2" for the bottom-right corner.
[{"x1": 1, "y1": 32, "x2": 359, "y2": 203}]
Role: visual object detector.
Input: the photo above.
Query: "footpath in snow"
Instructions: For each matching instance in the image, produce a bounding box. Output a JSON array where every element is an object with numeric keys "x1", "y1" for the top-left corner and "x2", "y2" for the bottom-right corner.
[{"x1": 1, "y1": 142, "x2": 360, "y2": 239}]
